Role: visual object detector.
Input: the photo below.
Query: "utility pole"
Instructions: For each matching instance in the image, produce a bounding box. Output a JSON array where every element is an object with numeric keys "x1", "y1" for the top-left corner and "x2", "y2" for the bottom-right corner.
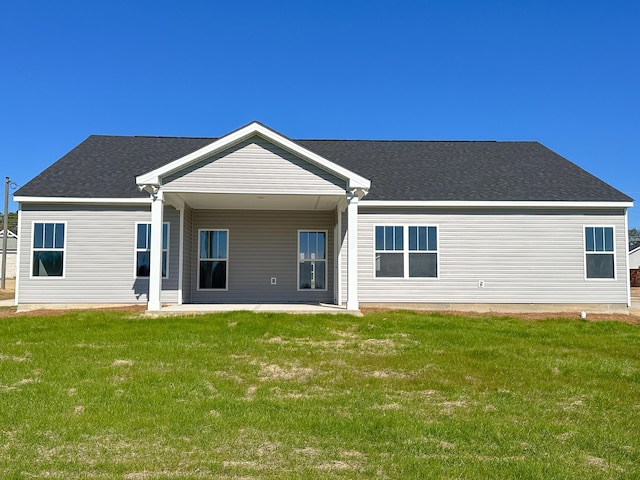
[{"x1": 1, "y1": 177, "x2": 9, "y2": 290}]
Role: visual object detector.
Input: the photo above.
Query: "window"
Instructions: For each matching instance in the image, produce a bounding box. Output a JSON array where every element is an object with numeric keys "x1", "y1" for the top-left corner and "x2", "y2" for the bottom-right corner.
[
  {"x1": 408, "y1": 226, "x2": 438, "y2": 277},
  {"x1": 199, "y1": 230, "x2": 228, "y2": 289},
  {"x1": 136, "y1": 223, "x2": 169, "y2": 278},
  {"x1": 375, "y1": 226, "x2": 403, "y2": 277},
  {"x1": 298, "y1": 231, "x2": 327, "y2": 290},
  {"x1": 375, "y1": 225, "x2": 438, "y2": 278},
  {"x1": 585, "y1": 226, "x2": 615, "y2": 279},
  {"x1": 32, "y1": 222, "x2": 65, "y2": 277}
]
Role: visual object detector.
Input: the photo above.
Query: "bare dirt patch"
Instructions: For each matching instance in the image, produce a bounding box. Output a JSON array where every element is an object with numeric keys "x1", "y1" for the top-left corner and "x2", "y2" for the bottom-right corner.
[
  {"x1": 1, "y1": 377, "x2": 38, "y2": 392},
  {"x1": 112, "y1": 359, "x2": 134, "y2": 367},
  {"x1": 258, "y1": 362, "x2": 315, "y2": 382},
  {"x1": 0, "y1": 279, "x2": 15, "y2": 301},
  {"x1": 0, "y1": 352, "x2": 29, "y2": 362}
]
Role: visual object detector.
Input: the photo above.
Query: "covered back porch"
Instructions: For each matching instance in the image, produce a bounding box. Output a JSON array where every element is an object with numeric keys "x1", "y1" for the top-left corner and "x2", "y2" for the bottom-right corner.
[{"x1": 136, "y1": 122, "x2": 370, "y2": 312}]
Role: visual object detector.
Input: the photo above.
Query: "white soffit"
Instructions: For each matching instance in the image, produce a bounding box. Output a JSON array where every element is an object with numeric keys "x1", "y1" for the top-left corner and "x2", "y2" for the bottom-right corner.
[
  {"x1": 135, "y1": 122, "x2": 371, "y2": 190},
  {"x1": 168, "y1": 192, "x2": 344, "y2": 210}
]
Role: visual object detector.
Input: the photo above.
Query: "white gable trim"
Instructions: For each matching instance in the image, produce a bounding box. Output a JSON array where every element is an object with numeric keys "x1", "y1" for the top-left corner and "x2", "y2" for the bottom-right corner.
[
  {"x1": 135, "y1": 122, "x2": 371, "y2": 191},
  {"x1": 360, "y1": 200, "x2": 634, "y2": 208}
]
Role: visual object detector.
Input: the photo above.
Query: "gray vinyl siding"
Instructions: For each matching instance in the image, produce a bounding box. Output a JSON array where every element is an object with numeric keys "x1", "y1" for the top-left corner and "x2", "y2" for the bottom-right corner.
[
  {"x1": 340, "y1": 209, "x2": 348, "y2": 305},
  {"x1": 357, "y1": 207, "x2": 629, "y2": 304},
  {"x1": 182, "y1": 204, "x2": 194, "y2": 303},
  {"x1": 163, "y1": 136, "x2": 346, "y2": 195},
  {"x1": 190, "y1": 210, "x2": 334, "y2": 303},
  {"x1": 17, "y1": 204, "x2": 180, "y2": 304},
  {"x1": 161, "y1": 207, "x2": 180, "y2": 302}
]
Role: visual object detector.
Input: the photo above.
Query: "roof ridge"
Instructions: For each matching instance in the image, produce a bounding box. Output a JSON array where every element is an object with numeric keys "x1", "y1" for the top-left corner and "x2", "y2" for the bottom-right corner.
[
  {"x1": 86, "y1": 135, "x2": 542, "y2": 143},
  {"x1": 295, "y1": 139, "x2": 537, "y2": 143},
  {"x1": 89, "y1": 134, "x2": 217, "y2": 140}
]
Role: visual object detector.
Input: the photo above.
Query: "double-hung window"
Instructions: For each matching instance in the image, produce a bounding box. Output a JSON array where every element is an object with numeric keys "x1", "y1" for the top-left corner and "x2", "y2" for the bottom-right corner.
[
  {"x1": 375, "y1": 225, "x2": 438, "y2": 278},
  {"x1": 32, "y1": 222, "x2": 65, "y2": 277},
  {"x1": 408, "y1": 226, "x2": 438, "y2": 277},
  {"x1": 584, "y1": 226, "x2": 615, "y2": 279},
  {"x1": 375, "y1": 226, "x2": 404, "y2": 277},
  {"x1": 298, "y1": 231, "x2": 327, "y2": 290},
  {"x1": 199, "y1": 229, "x2": 228, "y2": 289},
  {"x1": 136, "y1": 223, "x2": 169, "y2": 278}
]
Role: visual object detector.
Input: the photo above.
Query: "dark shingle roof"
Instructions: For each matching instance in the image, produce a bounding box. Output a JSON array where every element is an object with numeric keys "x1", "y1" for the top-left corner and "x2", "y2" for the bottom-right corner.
[{"x1": 15, "y1": 134, "x2": 632, "y2": 203}]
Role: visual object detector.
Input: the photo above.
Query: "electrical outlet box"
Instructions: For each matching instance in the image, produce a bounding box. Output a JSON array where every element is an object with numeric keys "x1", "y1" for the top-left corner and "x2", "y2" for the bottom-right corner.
[
  {"x1": 271, "y1": 277, "x2": 277, "y2": 285},
  {"x1": 478, "y1": 280, "x2": 485, "y2": 288}
]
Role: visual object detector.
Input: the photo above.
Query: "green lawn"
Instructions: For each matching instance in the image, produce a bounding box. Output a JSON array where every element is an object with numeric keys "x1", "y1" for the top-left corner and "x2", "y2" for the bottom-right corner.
[{"x1": 1, "y1": 310, "x2": 639, "y2": 479}]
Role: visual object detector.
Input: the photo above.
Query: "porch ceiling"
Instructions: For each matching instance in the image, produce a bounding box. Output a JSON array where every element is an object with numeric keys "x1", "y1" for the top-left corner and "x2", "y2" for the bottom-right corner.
[{"x1": 166, "y1": 192, "x2": 345, "y2": 210}]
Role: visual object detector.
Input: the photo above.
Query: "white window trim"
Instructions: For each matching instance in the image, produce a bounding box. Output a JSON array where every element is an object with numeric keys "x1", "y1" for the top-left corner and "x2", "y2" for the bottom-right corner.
[
  {"x1": 583, "y1": 225, "x2": 616, "y2": 281},
  {"x1": 197, "y1": 228, "x2": 229, "y2": 291},
  {"x1": 134, "y1": 222, "x2": 170, "y2": 279},
  {"x1": 30, "y1": 221, "x2": 67, "y2": 279},
  {"x1": 373, "y1": 224, "x2": 440, "y2": 280},
  {"x1": 297, "y1": 230, "x2": 329, "y2": 292}
]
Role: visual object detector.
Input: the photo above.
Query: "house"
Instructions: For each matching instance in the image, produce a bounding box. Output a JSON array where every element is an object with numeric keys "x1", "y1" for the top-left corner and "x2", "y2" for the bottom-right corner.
[
  {"x1": 630, "y1": 246, "x2": 640, "y2": 269},
  {"x1": 631, "y1": 246, "x2": 640, "y2": 289},
  {"x1": 629, "y1": 246, "x2": 640, "y2": 270},
  {"x1": 0, "y1": 230, "x2": 18, "y2": 279},
  {"x1": 13, "y1": 122, "x2": 634, "y2": 312}
]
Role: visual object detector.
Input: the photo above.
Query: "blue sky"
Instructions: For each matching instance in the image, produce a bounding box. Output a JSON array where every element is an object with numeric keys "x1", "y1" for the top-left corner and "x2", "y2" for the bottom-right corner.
[{"x1": 2, "y1": 0, "x2": 639, "y2": 227}]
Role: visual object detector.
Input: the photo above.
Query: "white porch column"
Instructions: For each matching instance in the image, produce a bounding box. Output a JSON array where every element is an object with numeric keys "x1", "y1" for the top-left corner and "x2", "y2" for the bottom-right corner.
[
  {"x1": 177, "y1": 206, "x2": 184, "y2": 306},
  {"x1": 148, "y1": 188, "x2": 164, "y2": 311},
  {"x1": 346, "y1": 191, "x2": 359, "y2": 310},
  {"x1": 335, "y1": 205, "x2": 344, "y2": 306}
]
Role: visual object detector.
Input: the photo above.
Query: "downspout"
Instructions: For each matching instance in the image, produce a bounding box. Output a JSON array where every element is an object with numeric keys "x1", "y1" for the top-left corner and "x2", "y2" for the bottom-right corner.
[{"x1": 14, "y1": 206, "x2": 22, "y2": 307}]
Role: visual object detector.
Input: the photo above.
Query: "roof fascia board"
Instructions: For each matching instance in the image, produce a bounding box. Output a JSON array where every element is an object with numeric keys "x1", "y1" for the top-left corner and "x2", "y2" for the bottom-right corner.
[
  {"x1": 135, "y1": 122, "x2": 371, "y2": 190},
  {"x1": 252, "y1": 125, "x2": 371, "y2": 190},
  {"x1": 360, "y1": 200, "x2": 634, "y2": 208},
  {"x1": 14, "y1": 196, "x2": 151, "y2": 205}
]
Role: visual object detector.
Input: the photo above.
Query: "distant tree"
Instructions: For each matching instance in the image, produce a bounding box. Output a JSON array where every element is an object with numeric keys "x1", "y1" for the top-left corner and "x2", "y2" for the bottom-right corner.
[
  {"x1": 0, "y1": 212, "x2": 17, "y2": 234},
  {"x1": 631, "y1": 228, "x2": 640, "y2": 251}
]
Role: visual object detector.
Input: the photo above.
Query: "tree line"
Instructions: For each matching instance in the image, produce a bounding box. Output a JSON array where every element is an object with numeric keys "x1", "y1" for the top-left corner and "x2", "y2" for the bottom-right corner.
[
  {"x1": 1, "y1": 212, "x2": 18, "y2": 233},
  {"x1": 631, "y1": 228, "x2": 640, "y2": 250}
]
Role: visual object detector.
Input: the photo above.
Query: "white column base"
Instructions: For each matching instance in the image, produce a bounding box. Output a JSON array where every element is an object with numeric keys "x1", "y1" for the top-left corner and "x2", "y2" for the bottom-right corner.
[{"x1": 147, "y1": 300, "x2": 162, "y2": 311}]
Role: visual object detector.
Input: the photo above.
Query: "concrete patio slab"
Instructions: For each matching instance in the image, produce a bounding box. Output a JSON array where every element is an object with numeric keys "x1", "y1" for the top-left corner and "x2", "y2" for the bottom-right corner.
[{"x1": 150, "y1": 303, "x2": 362, "y2": 316}]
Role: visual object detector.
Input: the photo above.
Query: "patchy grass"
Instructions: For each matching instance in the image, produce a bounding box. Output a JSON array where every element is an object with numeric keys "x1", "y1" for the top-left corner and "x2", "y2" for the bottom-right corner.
[{"x1": 1, "y1": 310, "x2": 639, "y2": 479}]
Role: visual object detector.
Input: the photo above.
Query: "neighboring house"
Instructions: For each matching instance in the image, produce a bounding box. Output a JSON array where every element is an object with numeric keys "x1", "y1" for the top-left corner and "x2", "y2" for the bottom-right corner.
[
  {"x1": 0, "y1": 230, "x2": 18, "y2": 279},
  {"x1": 13, "y1": 122, "x2": 634, "y2": 311},
  {"x1": 630, "y1": 246, "x2": 640, "y2": 269}
]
